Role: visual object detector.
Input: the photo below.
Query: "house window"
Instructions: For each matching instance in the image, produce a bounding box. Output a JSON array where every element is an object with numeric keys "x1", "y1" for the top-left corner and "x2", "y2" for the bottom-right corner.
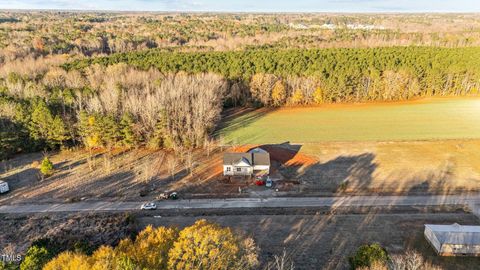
[
  {"x1": 236, "y1": 168, "x2": 242, "y2": 172},
  {"x1": 226, "y1": 167, "x2": 231, "y2": 172}
]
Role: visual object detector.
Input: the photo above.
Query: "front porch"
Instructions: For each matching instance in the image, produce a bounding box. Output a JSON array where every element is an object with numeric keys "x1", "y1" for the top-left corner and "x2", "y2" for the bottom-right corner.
[{"x1": 223, "y1": 165, "x2": 253, "y2": 176}]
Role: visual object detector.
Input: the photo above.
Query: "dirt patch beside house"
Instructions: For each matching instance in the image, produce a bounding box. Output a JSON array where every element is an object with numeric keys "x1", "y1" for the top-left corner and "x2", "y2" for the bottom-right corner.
[
  {"x1": 236, "y1": 140, "x2": 480, "y2": 196},
  {"x1": 2, "y1": 139, "x2": 480, "y2": 202},
  {"x1": 0, "y1": 146, "x2": 288, "y2": 204},
  {"x1": 230, "y1": 144, "x2": 316, "y2": 167}
]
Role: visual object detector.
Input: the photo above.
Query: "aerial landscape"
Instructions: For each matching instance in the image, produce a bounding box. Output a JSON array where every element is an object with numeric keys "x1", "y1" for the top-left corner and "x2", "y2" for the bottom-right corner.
[{"x1": 1, "y1": 0, "x2": 480, "y2": 269}]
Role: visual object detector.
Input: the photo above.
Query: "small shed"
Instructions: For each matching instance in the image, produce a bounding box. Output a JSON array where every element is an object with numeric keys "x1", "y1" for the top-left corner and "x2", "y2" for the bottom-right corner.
[{"x1": 424, "y1": 223, "x2": 480, "y2": 256}]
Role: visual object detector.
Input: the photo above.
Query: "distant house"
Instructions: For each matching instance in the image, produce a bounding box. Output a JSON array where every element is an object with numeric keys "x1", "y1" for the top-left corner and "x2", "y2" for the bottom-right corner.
[
  {"x1": 223, "y1": 148, "x2": 270, "y2": 176},
  {"x1": 424, "y1": 223, "x2": 480, "y2": 256},
  {"x1": 320, "y1": 23, "x2": 336, "y2": 30}
]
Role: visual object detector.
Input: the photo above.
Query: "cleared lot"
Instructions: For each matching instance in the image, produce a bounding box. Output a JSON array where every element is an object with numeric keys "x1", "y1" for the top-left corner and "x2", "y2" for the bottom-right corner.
[
  {"x1": 0, "y1": 148, "x2": 236, "y2": 204},
  {"x1": 139, "y1": 208, "x2": 480, "y2": 270},
  {"x1": 286, "y1": 140, "x2": 480, "y2": 194},
  {"x1": 1, "y1": 139, "x2": 480, "y2": 203}
]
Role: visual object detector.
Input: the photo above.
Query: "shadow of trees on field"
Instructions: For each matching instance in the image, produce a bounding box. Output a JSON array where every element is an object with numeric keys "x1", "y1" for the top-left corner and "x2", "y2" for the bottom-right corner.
[
  {"x1": 279, "y1": 152, "x2": 378, "y2": 193},
  {"x1": 277, "y1": 209, "x2": 480, "y2": 269},
  {"x1": 146, "y1": 204, "x2": 480, "y2": 270},
  {"x1": 0, "y1": 149, "x2": 160, "y2": 203},
  {"x1": 3, "y1": 137, "x2": 479, "y2": 204},
  {"x1": 213, "y1": 107, "x2": 277, "y2": 143},
  {"x1": 277, "y1": 148, "x2": 478, "y2": 195},
  {"x1": 257, "y1": 142, "x2": 303, "y2": 164},
  {"x1": 376, "y1": 156, "x2": 478, "y2": 196}
]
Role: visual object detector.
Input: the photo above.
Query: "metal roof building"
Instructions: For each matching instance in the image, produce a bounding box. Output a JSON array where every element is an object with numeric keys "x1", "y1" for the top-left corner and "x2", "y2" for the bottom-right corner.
[
  {"x1": 0, "y1": 180, "x2": 8, "y2": 193},
  {"x1": 424, "y1": 223, "x2": 480, "y2": 256}
]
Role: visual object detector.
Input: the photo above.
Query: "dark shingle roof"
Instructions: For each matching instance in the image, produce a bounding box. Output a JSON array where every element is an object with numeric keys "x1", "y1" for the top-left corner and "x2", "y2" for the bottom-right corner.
[
  {"x1": 223, "y1": 153, "x2": 252, "y2": 166},
  {"x1": 223, "y1": 152, "x2": 270, "y2": 166},
  {"x1": 253, "y1": 152, "x2": 270, "y2": 166}
]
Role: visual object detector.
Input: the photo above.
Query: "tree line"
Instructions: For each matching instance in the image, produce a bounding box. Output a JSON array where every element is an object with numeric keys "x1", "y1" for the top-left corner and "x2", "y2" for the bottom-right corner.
[
  {"x1": 5, "y1": 12, "x2": 480, "y2": 63},
  {"x1": 2, "y1": 47, "x2": 480, "y2": 158},
  {"x1": 65, "y1": 46, "x2": 480, "y2": 103},
  {"x1": 0, "y1": 65, "x2": 226, "y2": 158}
]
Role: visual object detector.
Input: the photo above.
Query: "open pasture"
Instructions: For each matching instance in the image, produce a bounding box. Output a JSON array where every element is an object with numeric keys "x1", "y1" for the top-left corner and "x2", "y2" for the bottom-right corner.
[
  {"x1": 218, "y1": 98, "x2": 480, "y2": 194},
  {"x1": 218, "y1": 98, "x2": 480, "y2": 144}
]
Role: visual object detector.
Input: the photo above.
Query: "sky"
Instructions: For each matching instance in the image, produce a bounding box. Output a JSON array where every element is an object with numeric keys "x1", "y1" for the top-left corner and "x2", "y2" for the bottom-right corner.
[{"x1": 1, "y1": 0, "x2": 480, "y2": 12}]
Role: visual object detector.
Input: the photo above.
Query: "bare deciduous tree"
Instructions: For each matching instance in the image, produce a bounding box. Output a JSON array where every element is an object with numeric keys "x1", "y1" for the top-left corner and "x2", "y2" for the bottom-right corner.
[
  {"x1": 102, "y1": 152, "x2": 112, "y2": 175},
  {"x1": 265, "y1": 249, "x2": 295, "y2": 270},
  {"x1": 167, "y1": 154, "x2": 177, "y2": 181},
  {"x1": 389, "y1": 250, "x2": 442, "y2": 270},
  {"x1": 204, "y1": 138, "x2": 216, "y2": 157},
  {"x1": 139, "y1": 151, "x2": 165, "y2": 185},
  {"x1": 183, "y1": 150, "x2": 195, "y2": 177}
]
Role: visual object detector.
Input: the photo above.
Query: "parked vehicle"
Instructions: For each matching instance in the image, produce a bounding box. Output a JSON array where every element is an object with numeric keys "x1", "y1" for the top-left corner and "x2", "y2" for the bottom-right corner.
[
  {"x1": 156, "y1": 191, "x2": 178, "y2": 200},
  {"x1": 255, "y1": 175, "x2": 265, "y2": 186},
  {"x1": 265, "y1": 177, "x2": 273, "y2": 188},
  {"x1": 0, "y1": 181, "x2": 9, "y2": 194},
  {"x1": 140, "y1": 202, "x2": 157, "y2": 210},
  {"x1": 255, "y1": 179, "x2": 265, "y2": 186},
  {"x1": 156, "y1": 193, "x2": 169, "y2": 200},
  {"x1": 169, "y1": 192, "x2": 178, "y2": 200}
]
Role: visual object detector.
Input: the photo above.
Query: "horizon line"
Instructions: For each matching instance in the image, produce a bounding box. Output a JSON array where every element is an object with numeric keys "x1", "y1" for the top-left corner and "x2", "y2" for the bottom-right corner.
[{"x1": 1, "y1": 8, "x2": 479, "y2": 14}]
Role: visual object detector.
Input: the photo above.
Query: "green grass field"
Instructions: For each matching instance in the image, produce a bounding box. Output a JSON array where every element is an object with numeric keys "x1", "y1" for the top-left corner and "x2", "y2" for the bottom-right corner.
[{"x1": 217, "y1": 98, "x2": 480, "y2": 144}]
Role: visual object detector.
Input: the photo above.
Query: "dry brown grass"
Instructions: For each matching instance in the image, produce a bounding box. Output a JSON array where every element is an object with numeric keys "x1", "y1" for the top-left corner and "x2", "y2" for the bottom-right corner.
[
  {"x1": 138, "y1": 207, "x2": 480, "y2": 270},
  {"x1": 0, "y1": 146, "x2": 248, "y2": 204},
  {"x1": 296, "y1": 139, "x2": 480, "y2": 194},
  {"x1": 1, "y1": 139, "x2": 479, "y2": 203},
  {"x1": 0, "y1": 212, "x2": 133, "y2": 255}
]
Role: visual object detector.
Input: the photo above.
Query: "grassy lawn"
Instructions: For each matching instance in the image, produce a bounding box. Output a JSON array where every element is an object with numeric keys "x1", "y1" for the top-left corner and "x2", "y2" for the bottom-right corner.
[{"x1": 217, "y1": 98, "x2": 480, "y2": 144}]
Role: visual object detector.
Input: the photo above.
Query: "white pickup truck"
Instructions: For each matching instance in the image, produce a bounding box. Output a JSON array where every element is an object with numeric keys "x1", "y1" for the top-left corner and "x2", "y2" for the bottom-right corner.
[{"x1": 0, "y1": 181, "x2": 9, "y2": 194}]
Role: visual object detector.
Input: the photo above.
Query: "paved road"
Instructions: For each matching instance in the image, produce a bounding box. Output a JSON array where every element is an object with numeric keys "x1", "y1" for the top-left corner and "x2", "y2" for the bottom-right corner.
[{"x1": 0, "y1": 194, "x2": 480, "y2": 214}]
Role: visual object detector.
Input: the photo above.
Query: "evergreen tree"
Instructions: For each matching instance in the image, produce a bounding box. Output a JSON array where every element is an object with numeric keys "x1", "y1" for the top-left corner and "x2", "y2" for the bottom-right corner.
[
  {"x1": 29, "y1": 101, "x2": 53, "y2": 143},
  {"x1": 99, "y1": 114, "x2": 120, "y2": 148},
  {"x1": 349, "y1": 243, "x2": 388, "y2": 270},
  {"x1": 40, "y1": 156, "x2": 54, "y2": 177},
  {"x1": 20, "y1": 246, "x2": 52, "y2": 270},
  {"x1": 148, "y1": 111, "x2": 171, "y2": 149},
  {"x1": 0, "y1": 262, "x2": 17, "y2": 270},
  {"x1": 29, "y1": 100, "x2": 68, "y2": 148},
  {"x1": 120, "y1": 113, "x2": 137, "y2": 148},
  {"x1": 78, "y1": 112, "x2": 120, "y2": 148}
]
